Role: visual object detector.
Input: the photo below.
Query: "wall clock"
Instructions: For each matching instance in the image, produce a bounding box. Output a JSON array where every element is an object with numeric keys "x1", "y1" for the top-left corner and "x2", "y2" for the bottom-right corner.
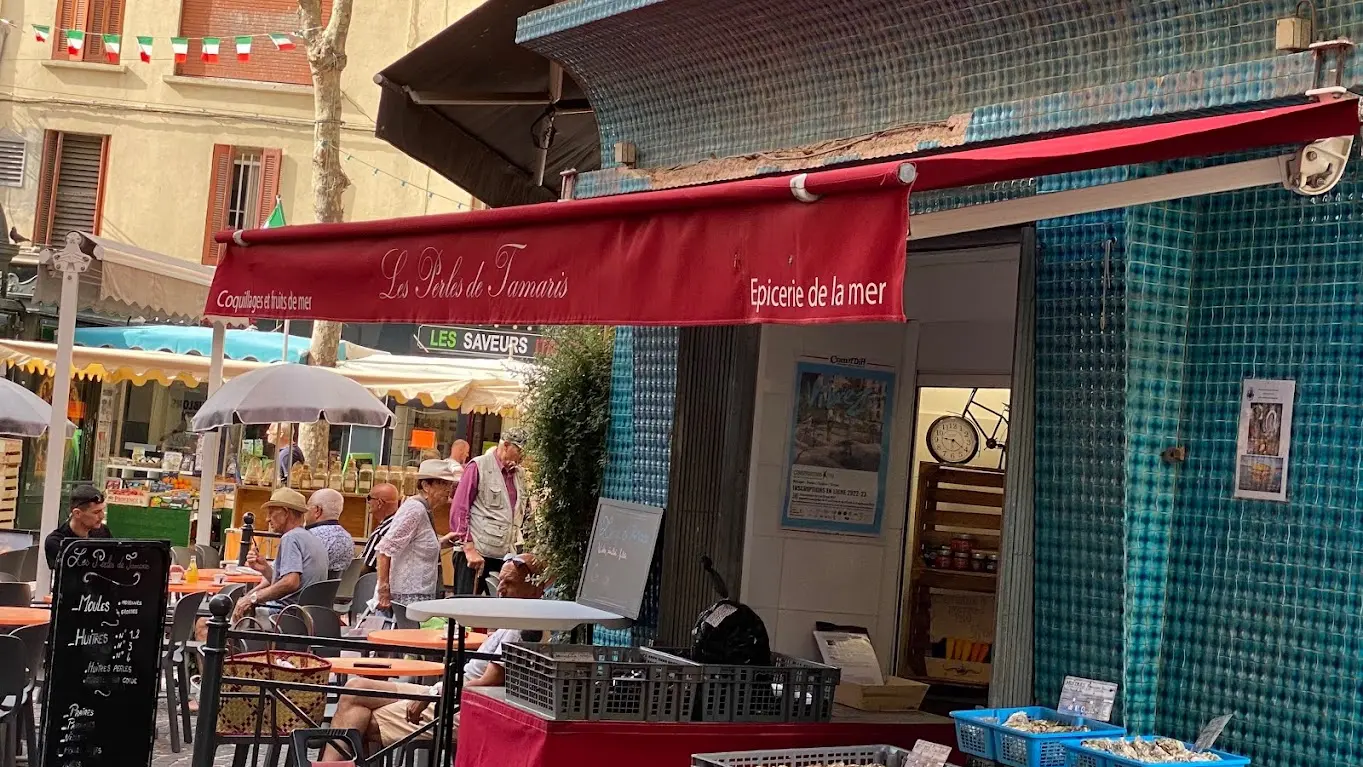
[{"x1": 926, "y1": 414, "x2": 980, "y2": 465}]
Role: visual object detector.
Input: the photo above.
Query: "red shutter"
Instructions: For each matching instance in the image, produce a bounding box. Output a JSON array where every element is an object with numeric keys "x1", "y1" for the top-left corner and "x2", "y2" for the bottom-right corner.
[
  {"x1": 91, "y1": 135, "x2": 110, "y2": 234},
  {"x1": 52, "y1": 0, "x2": 85, "y2": 60},
  {"x1": 33, "y1": 132, "x2": 62, "y2": 245},
  {"x1": 202, "y1": 144, "x2": 234, "y2": 265},
  {"x1": 85, "y1": 0, "x2": 124, "y2": 62},
  {"x1": 254, "y1": 148, "x2": 283, "y2": 227}
]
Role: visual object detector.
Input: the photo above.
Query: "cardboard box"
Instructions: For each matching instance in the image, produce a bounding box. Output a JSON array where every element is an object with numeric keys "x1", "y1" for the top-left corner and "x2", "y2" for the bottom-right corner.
[
  {"x1": 924, "y1": 656, "x2": 992, "y2": 685},
  {"x1": 835, "y1": 676, "x2": 930, "y2": 711}
]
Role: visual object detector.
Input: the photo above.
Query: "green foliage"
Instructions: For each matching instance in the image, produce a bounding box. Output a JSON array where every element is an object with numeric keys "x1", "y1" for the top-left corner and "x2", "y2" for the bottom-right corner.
[{"x1": 524, "y1": 326, "x2": 615, "y2": 599}]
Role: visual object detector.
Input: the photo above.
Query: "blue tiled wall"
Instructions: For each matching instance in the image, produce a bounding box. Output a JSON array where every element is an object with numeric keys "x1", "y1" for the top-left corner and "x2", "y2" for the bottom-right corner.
[{"x1": 595, "y1": 326, "x2": 678, "y2": 646}]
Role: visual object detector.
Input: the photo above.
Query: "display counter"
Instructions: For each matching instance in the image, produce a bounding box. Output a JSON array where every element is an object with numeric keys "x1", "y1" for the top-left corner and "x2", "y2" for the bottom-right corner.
[
  {"x1": 101, "y1": 485, "x2": 233, "y2": 546},
  {"x1": 454, "y1": 687, "x2": 958, "y2": 767}
]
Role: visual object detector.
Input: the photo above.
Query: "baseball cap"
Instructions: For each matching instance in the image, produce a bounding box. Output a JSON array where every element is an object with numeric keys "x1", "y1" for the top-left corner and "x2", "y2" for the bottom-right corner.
[{"x1": 71, "y1": 485, "x2": 105, "y2": 507}]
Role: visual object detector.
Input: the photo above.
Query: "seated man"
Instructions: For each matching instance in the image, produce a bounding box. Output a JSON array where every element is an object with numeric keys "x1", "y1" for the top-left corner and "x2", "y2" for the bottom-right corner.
[
  {"x1": 231, "y1": 487, "x2": 329, "y2": 621},
  {"x1": 43, "y1": 485, "x2": 111, "y2": 571},
  {"x1": 305, "y1": 487, "x2": 356, "y2": 576},
  {"x1": 323, "y1": 554, "x2": 547, "y2": 759}
]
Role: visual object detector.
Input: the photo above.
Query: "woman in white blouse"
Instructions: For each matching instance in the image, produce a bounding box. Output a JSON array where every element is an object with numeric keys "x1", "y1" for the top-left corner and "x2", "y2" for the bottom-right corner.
[{"x1": 375, "y1": 459, "x2": 459, "y2": 607}]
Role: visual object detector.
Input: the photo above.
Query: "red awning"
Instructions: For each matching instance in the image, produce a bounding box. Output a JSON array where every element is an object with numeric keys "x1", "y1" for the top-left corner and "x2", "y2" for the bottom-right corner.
[{"x1": 208, "y1": 97, "x2": 1360, "y2": 327}]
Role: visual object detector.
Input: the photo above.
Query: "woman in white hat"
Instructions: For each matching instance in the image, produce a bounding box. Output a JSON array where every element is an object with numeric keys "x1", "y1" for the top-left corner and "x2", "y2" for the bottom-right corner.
[{"x1": 374, "y1": 459, "x2": 459, "y2": 608}]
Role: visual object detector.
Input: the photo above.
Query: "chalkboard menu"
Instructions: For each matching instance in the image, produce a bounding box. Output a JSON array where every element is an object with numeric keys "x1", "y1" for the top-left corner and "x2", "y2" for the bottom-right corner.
[
  {"x1": 577, "y1": 499, "x2": 662, "y2": 620},
  {"x1": 42, "y1": 539, "x2": 170, "y2": 767}
]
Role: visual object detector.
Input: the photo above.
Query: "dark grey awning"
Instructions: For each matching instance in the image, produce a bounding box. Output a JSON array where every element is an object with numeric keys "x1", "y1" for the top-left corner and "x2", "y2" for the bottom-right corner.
[{"x1": 375, "y1": 0, "x2": 600, "y2": 208}]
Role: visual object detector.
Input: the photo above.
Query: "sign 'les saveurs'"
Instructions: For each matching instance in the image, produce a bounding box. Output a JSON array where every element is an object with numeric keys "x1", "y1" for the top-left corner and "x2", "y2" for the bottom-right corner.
[{"x1": 417, "y1": 325, "x2": 553, "y2": 360}]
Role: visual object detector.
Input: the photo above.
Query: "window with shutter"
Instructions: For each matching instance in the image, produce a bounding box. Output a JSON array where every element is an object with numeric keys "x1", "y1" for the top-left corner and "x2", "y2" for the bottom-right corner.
[
  {"x1": 203, "y1": 145, "x2": 285, "y2": 265},
  {"x1": 178, "y1": 0, "x2": 325, "y2": 85},
  {"x1": 53, "y1": 0, "x2": 125, "y2": 63},
  {"x1": 0, "y1": 134, "x2": 24, "y2": 188},
  {"x1": 33, "y1": 132, "x2": 109, "y2": 246}
]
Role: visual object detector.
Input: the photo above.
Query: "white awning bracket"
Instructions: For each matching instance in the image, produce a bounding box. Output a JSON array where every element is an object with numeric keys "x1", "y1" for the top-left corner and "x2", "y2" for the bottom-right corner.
[
  {"x1": 1285, "y1": 134, "x2": 1354, "y2": 196},
  {"x1": 789, "y1": 173, "x2": 821, "y2": 203},
  {"x1": 232, "y1": 230, "x2": 249, "y2": 247}
]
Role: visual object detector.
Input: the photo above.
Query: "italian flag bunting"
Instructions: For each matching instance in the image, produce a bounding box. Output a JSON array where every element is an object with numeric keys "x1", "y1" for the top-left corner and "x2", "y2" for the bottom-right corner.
[
  {"x1": 102, "y1": 34, "x2": 120, "y2": 63},
  {"x1": 33, "y1": 24, "x2": 50, "y2": 43},
  {"x1": 263, "y1": 198, "x2": 286, "y2": 229},
  {"x1": 201, "y1": 37, "x2": 220, "y2": 62},
  {"x1": 269, "y1": 32, "x2": 294, "y2": 51},
  {"x1": 137, "y1": 36, "x2": 153, "y2": 62},
  {"x1": 66, "y1": 29, "x2": 84, "y2": 58},
  {"x1": 235, "y1": 36, "x2": 252, "y2": 61},
  {"x1": 171, "y1": 37, "x2": 189, "y2": 62}
]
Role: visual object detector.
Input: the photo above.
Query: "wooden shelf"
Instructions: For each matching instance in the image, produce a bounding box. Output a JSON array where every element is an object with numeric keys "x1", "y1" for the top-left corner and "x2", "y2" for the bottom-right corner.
[
  {"x1": 909, "y1": 674, "x2": 990, "y2": 689},
  {"x1": 913, "y1": 566, "x2": 998, "y2": 592}
]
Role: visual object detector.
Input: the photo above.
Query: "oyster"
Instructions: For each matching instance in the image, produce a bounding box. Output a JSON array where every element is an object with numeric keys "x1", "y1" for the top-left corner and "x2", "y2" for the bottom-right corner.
[
  {"x1": 1081, "y1": 737, "x2": 1220, "y2": 763},
  {"x1": 1000, "y1": 711, "x2": 1087, "y2": 734}
]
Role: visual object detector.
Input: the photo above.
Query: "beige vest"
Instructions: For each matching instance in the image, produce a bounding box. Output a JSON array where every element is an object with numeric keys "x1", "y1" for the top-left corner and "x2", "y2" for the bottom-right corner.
[{"x1": 468, "y1": 450, "x2": 527, "y2": 558}]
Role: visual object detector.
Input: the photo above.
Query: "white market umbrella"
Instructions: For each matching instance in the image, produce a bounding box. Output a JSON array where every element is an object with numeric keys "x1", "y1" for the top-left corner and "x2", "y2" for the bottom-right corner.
[
  {"x1": 190, "y1": 364, "x2": 394, "y2": 430},
  {"x1": 0, "y1": 377, "x2": 75, "y2": 438}
]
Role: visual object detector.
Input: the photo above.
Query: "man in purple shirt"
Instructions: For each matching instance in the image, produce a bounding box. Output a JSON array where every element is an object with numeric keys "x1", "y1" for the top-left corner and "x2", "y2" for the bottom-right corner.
[{"x1": 449, "y1": 428, "x2": 528, "y2": 595}]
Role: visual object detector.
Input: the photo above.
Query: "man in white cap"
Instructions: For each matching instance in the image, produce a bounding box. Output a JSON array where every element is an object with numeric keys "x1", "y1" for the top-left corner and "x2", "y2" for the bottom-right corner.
[{"x1": 448, "y1": 428, "x2": 528, "y2": 595}]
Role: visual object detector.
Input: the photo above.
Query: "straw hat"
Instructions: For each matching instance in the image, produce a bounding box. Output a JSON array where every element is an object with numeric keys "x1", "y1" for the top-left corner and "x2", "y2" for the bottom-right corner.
[
  {"x1": 262, "y1": 487, "x2": 308, "y2": 514},
  {"x1": 415, "y1": 459, "x2": 458, "y2": 482}
]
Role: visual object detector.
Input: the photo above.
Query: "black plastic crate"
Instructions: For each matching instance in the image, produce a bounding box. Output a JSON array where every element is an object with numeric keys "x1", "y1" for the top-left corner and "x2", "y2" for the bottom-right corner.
[
  {"x1": 503, "y1": 643, "x2": 702, "y2": 722},
  {"x1": 647, "y1": 648, "x2": 841, "y2": 723}
]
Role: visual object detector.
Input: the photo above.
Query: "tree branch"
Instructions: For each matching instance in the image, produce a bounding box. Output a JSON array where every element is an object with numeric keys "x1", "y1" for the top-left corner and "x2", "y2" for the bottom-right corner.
[
  {"x1": 323, "y1": 0, "x2": 355, "y2": 53},
  {"x1": 297, "y1": 0, "x2": 323, "y2": 44}
]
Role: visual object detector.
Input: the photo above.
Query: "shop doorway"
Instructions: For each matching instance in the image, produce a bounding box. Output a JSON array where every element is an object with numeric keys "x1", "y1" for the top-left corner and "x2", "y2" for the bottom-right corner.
[{"x1": 901, "y1": 386, "x2": 1010, "y2": 713}]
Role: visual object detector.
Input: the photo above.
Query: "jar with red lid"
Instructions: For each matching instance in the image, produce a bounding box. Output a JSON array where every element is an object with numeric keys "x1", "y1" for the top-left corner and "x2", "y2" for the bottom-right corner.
[
  {"x1": 950, "y1": 535, "x2": 974, "y2": 554},
  {"x1": 952, "y1": 551, "x2": 971, "y2": 571}
]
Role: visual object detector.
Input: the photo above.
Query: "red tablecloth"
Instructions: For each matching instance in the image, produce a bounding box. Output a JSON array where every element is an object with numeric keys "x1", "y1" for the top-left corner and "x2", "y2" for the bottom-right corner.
[{"x1": 454, "y1": 689, "x2": 960, "y2": 767}]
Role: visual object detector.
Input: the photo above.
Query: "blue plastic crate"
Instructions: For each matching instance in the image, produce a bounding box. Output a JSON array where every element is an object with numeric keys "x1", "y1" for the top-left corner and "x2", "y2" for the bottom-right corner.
[
  {"x1": 951, "y1": 707, "x2": 1126, "y2": 767},
  {"x1": 1063, "y1": 737, "x2": 1249, "y2": 767},
  {"x1": 951, "y1": 709, "x2": 1000, "y2": 761}
]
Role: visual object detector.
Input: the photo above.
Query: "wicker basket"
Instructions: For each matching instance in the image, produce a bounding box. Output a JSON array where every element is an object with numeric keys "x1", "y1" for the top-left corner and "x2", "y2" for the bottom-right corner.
[{"x1": 215, "y1": 650, "x2": 332, "y2": 738}]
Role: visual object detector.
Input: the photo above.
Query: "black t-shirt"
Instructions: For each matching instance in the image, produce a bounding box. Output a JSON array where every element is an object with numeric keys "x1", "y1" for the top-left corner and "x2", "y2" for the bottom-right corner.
[{"x1": 44, "y1": 522, "x2": 114, "y2": 570}]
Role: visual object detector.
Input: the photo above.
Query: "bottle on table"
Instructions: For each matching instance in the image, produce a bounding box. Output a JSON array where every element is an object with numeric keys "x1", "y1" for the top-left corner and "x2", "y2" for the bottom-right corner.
[{"x1": 186, "y1": 554, "x2": 199, "y2": 583}]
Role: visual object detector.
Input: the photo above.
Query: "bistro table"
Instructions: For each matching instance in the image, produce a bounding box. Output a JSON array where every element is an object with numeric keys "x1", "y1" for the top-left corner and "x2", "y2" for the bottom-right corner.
[
  {"x1": 369, "y1": 628, "x2": 487, "y2": 650},
  {"x1": 327, "y1": 657, "x2": 447, "y2": 678},
  {"x1": 197, "y1": 568, "x2": 264, "y2": 584},
  {"x1": 406, "y1": 597, "x2": 633, "y2": 767},
  {"x1": 0, "y1": 606, "x2": 51, "y2": 626}
]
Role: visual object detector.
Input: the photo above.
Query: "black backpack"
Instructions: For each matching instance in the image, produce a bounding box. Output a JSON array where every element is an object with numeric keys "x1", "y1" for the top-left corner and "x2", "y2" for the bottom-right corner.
[{"x1": 691, "y1": 555, "x2": 772, "y2": 666}]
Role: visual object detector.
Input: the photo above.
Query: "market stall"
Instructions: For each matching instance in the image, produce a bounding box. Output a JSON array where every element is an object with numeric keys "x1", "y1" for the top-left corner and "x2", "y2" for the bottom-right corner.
[{"x1": 0, "y1": 337, "x2": 526, "y2": 549}]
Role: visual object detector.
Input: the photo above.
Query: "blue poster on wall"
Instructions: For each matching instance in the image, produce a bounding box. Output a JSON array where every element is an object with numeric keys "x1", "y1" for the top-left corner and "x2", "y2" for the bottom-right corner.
[{"x1": 781, "y1": 360, "x2": 896, "y2": 536}]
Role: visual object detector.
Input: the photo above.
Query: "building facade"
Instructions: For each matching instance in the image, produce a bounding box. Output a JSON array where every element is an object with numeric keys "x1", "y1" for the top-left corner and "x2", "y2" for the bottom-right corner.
[
  {"x1": 0, "y1": 0, "x2": 482, "y2": 260},
  {"x1": 511, "y1": 2, "x2": 1363, "y2": 764}
]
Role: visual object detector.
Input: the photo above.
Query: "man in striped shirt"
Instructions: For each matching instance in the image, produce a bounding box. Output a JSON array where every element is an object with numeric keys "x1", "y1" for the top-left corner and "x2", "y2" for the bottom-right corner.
[{"x1": 361, "y1": 483, "x2": 401, "y2": 572}]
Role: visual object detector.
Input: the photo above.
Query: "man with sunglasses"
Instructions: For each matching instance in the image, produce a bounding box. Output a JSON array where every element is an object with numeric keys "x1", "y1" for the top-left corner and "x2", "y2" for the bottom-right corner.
[
  {"x1": 361, "y1": 482, "x2": 401, "y2": 573},
  {"x1": 449, "y1": 428, "x2": 529, "y2": 595},
  {"x1": 43, "y1": 484, "x2": 112, "y2": 570}
]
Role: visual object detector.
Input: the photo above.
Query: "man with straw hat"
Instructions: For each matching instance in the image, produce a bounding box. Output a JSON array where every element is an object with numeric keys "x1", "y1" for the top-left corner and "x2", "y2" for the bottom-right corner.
[{"x1": 232, "y1": 486, "x2": 329, "y2": 621}]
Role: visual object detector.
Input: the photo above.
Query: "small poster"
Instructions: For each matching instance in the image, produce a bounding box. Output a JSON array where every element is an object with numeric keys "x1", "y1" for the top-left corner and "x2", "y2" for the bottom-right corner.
[
  {"x1": 1195, "y1": 713, "x2": 1234, "y2": 750},
  {"x1": 782, "y1": 360, "x2": 895, "y2": 536},
  {"x1": 813, "y1": 630, "x2": 885, "y2": 686},
  {"x1": 1234, "y1": 379, "x2": 1295, "y2": 502},
  {"x1": 1058, "y1": 675, "x2": 1118, "y2": 721}
]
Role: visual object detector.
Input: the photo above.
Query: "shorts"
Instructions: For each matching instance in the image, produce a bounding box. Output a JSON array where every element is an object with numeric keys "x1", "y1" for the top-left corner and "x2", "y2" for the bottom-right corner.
[{"x1": 372, "y1": 683, "x2": 460, "y2": 746}]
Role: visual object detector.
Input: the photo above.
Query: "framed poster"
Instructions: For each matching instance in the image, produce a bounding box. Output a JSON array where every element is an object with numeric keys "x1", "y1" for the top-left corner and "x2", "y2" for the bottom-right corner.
[
  {"x1": 1234, "y1": 378, "x2": 1295, "y2": 502},
  {"x1": 781, "y1": 360, "x2": 895, "y2": 536}
]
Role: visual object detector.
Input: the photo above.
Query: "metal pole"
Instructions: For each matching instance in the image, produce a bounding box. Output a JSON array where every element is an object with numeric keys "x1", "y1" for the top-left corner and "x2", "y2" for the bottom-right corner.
[
  {"x1": 280, "y1": 320, "x2": 291, "y2": 362},
  {"x1": 193, "y1": 595, "x2": 233, "y2": 767},
  {"x1": 36, "y1": 234, "x2": 91, "y2": 597},
  {"x1": 195, "y1": 321, "x2": 227, "y2": 547}
]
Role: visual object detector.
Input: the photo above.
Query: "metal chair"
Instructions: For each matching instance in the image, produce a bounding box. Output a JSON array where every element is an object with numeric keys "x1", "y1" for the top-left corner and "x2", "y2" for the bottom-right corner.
[
  {"x1": 390, "y1": 602, "x2": 419, "y2": 630},
  {"x1": 0, "y1": 584, "x2": 30, "y2": 608},
  {"x1": 348, "y1": 572, "x2": 377, "y2": 624},
  {"x1": 270, "y1": 605, "x2": 316, "y2": 653},
  {"x1": 194, "y1": 544, "x2": 222, "y2": 569},
  {"x1": 332, "y1": 558, "x2": 364, "y2": 611},
  {"x1": 170, "y1": 546, "x2": 197, "y2": 569},
  {"x1": 16, "y1": 548, "x2": 35, "y2": 583},
  {"x1": 295, "y1": 579, "x2": 341, "y2": 608},
  {"x1": 300, "y1": 606, "x2": 342, "y2": 658},
  {"x1": 163, "y1": 591, "x2": 206, "y2": 753},
  {"x1": 9, "y1": 623, "x2": 47, "y2": 766},
  {"x1": 0, "y1": 550, "x2": 20, "y2": 578},
  {"x1": 0, "y1": 635, "x2": 27, "y2": 767}
]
